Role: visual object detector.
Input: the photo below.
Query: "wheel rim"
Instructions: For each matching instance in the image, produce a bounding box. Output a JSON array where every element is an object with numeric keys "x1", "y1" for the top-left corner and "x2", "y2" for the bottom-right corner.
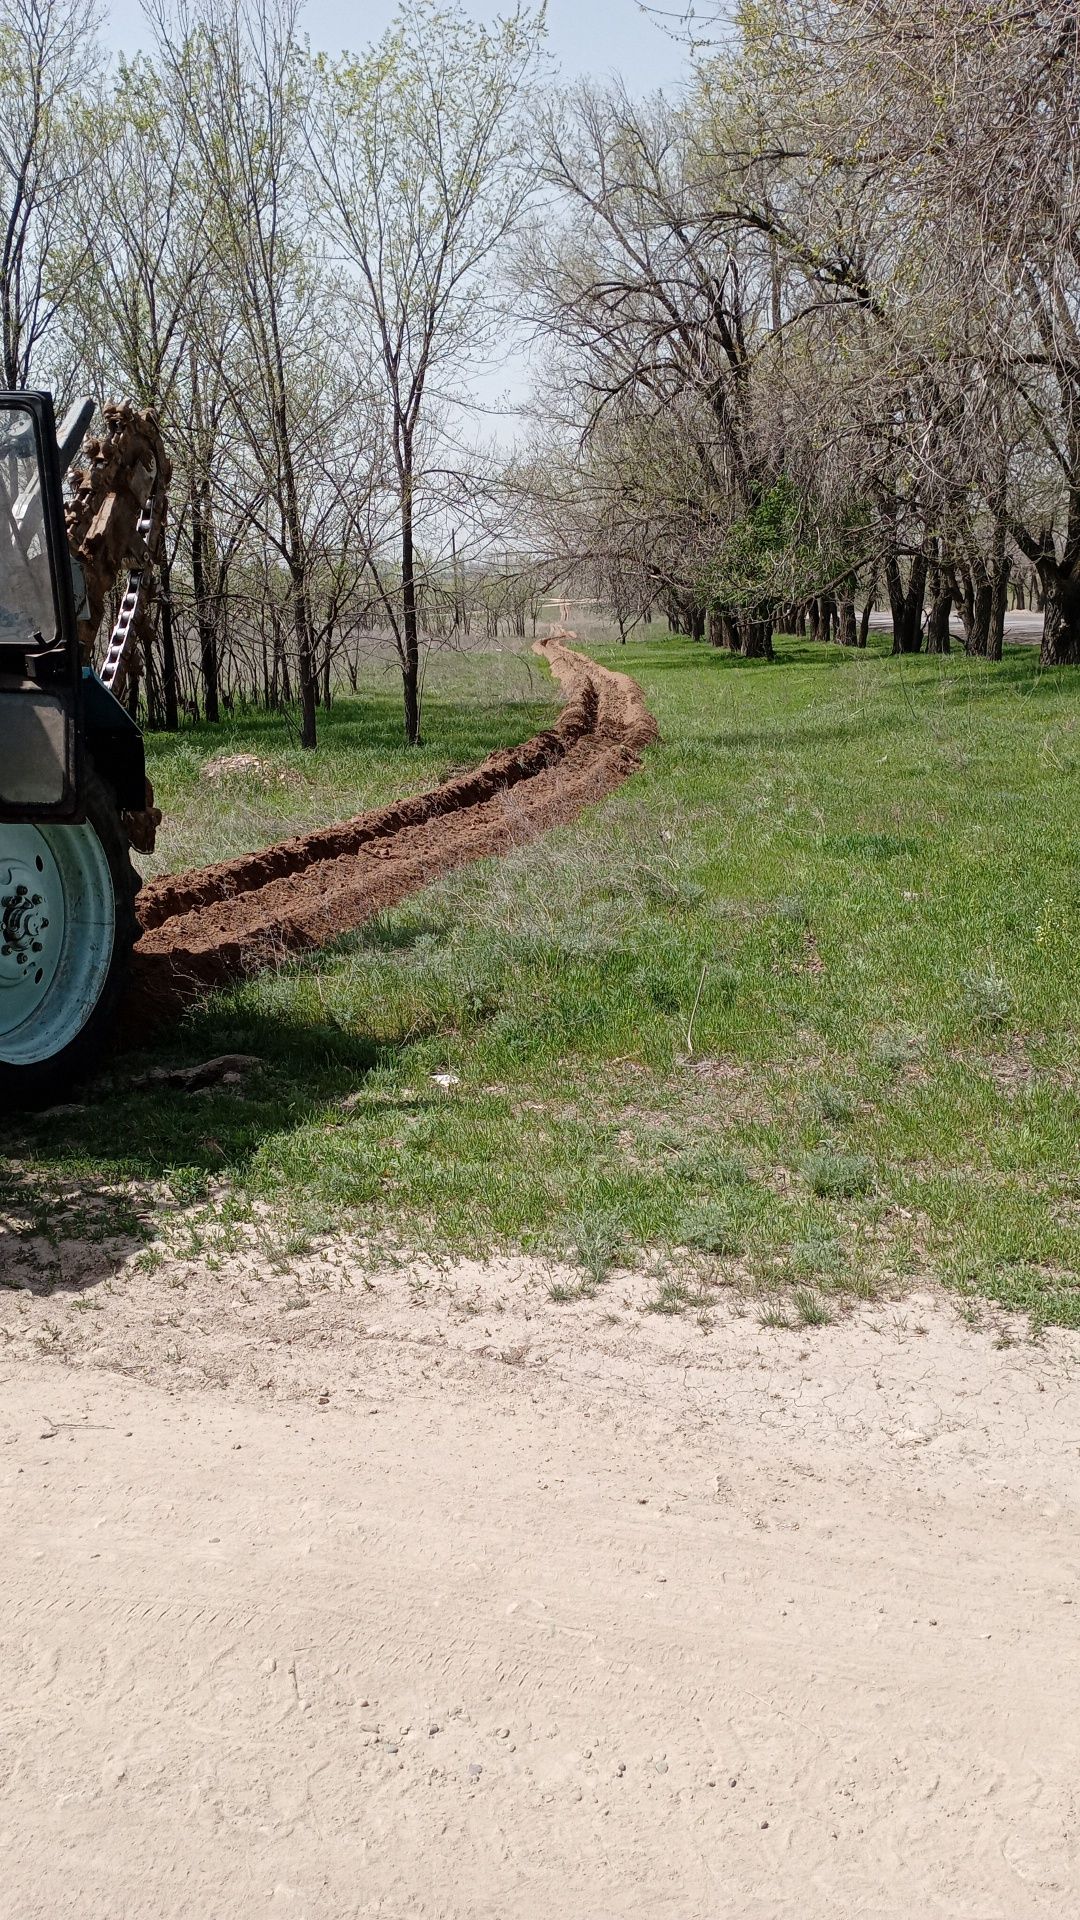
[{"x1": 0, "y1": 821, "x2": 115, "y2": 1066}]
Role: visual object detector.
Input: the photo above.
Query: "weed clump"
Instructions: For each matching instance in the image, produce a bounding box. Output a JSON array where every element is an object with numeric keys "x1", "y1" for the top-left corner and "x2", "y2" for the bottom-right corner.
[
  {"x1": 793, "y1": 1286, "x2": 832, "y2": 1326},
  {"x1": 870, "y1": 1025, "x2": 925, "y2": 1071},
  {"x1": 644, "y1": 1275, "x2": 715, "y2": 1315},
  {"x1": 810, "y1": 1083, "x2": 858, "y2": 1124},
  {"x1": 676, "y1": 1199, "x2": 745, "y2": 1255},
  {"x1": 566, "y1": 1212, "x2": 622, "y2": 1291},
  {"x1": 803, "y1": 1150, "x2": 875, "y2": 1199},
  {"x1": 959, "y1": 964, "x2": 1015, "y2": 1029}
]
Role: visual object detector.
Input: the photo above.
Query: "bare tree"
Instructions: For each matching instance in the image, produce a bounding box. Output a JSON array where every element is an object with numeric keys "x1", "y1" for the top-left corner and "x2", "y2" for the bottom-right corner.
[
  {"x1": 150, "y1": 0, "x2": 332, "y2": 745},
  {"x1": 724, "y1": 0, "x2": 1080, "y2": 664},
  {"x1": 312, "y1": 0, "x2": 544, "y2": 743},
  {"x1": 0, "y1": 0, "x2": 100, "y2": 389}
]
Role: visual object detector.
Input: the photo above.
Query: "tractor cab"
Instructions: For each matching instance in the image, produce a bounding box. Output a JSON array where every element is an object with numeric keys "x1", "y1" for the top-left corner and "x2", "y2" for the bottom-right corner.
[{"x1": 0, "y1": 393, "x2": 86, "y2": 824}]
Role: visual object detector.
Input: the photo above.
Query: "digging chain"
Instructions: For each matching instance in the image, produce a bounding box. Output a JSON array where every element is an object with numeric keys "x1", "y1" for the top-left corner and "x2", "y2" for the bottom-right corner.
[{"x1": 65, "y1": 403, "x2": 172, "y2": 852}]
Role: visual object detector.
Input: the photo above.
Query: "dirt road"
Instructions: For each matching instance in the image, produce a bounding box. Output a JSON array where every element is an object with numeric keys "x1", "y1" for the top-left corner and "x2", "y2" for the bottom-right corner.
[
  {"x1": 2, "y1": 1251, "x2": 1078, "y2": 1917},
  {"x1": 126, "y1": 636, "x2": 657, "y2": 1029}
]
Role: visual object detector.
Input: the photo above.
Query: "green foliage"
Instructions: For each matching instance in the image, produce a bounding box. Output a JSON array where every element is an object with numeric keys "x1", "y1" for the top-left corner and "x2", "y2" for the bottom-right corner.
[{"x1": 698, "y1": 477, "x2": 856, "y2": 612}]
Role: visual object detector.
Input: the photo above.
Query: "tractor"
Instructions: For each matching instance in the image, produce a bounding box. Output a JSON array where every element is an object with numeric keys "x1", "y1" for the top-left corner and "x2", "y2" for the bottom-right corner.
[{"x1": 0, "y1": 390, "x2": 169, "y2": 1107}]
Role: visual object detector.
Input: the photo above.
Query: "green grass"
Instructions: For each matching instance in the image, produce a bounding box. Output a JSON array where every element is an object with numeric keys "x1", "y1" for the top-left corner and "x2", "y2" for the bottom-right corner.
[
  {"x1": 142, "y1": 644, "x2": 558, "y2": 877},
  {"x1": 4, "y1": 629, "x2": 1080, "y2": 1326}
]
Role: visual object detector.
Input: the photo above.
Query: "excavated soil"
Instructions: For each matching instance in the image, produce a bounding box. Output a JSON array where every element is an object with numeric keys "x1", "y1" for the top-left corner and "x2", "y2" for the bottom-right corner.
[{"x1": 126, "y1": 637, "x2": 657, "y2": 1030}]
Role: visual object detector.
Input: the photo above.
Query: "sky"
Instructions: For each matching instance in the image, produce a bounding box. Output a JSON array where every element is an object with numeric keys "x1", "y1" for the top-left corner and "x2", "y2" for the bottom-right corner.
[{"x1": 104, "y1": 0, "x2": 695, "y2": 94}]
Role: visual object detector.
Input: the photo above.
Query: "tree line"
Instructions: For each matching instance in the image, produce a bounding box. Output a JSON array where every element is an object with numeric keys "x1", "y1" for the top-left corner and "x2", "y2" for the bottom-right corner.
[
  {"x1": 1, "y1": 0, "x2": 1077, "y2": 755},
  {"x1": 517, "y1": 0, "x2": 1080, "y2": 668},
  {"x1": 1, "y1": 0, "x2": 545, "y2": 744}
]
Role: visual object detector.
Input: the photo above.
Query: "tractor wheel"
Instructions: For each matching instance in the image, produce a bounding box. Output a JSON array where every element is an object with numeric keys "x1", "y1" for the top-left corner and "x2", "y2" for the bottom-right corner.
[{"x1": 0, "y1": 770, "x2": 139, "y2": 1109}]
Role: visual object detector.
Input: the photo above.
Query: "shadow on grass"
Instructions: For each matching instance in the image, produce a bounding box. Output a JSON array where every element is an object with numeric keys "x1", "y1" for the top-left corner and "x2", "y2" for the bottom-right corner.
[
  {"x1": 614, "y1": 635, "x2": 1055, "y2": 691},
  {"x1": 607, "y1": 636, "x2": 893, "y2": 674},
  {"x1": 145, "y1": 685, "x2": 556, "y2": 776},
  {"x1": 0, "y1": 997, "x2": 447, "y2": 1292}
]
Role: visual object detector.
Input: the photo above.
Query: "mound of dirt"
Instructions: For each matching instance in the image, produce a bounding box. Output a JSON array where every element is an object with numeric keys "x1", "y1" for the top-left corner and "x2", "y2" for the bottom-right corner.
[
  {"x1": 201, "y1": 753, "x2": 264, "y2": 780},
  {"x1": 124, "y1": 636, "x2": 658, "y2": 1032}
]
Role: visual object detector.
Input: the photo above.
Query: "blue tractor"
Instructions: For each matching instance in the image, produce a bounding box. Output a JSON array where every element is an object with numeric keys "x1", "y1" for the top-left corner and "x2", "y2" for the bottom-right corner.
[{"x1": 0, "y1": 391, "x2": 167, "y2": 1106}]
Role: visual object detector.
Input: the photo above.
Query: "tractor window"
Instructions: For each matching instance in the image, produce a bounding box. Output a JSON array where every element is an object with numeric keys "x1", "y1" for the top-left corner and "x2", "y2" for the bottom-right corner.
[{"x1": 0, "y1": 407, "x2": 57, "y2": 650}]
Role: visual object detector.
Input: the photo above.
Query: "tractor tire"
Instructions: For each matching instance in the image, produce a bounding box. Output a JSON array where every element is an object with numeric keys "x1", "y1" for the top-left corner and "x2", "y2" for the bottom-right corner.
[{"x1": 0, "y1": 770, "x2": 139, "y2": 1110}]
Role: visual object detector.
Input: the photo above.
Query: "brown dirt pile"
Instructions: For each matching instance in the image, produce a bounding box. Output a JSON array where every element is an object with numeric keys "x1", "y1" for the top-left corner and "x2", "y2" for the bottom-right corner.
[{"x1": 125, "y1": 636, "x2": 658, "y2": 1029}]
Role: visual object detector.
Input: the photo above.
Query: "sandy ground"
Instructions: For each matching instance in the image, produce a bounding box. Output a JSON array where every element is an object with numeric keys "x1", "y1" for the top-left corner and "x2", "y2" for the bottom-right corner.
[{"x1": 1, "y1": 1234, "x2": 1079, "y2": 1918}]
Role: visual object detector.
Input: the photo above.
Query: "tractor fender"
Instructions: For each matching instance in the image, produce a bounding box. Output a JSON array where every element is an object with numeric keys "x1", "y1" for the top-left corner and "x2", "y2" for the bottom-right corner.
[{"x1": 81, "y1": 668, "x2": 147, "y2": 812}]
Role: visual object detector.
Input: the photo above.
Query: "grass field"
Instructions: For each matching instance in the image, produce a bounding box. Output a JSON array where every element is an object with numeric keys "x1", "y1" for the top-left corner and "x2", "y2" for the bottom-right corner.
[{"x1": 5, "y1": 630, "x2": 1080, "y2": 1327}]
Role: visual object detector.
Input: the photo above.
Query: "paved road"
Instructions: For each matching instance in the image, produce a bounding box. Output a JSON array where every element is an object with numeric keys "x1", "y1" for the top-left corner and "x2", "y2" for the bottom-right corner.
[{"x1": 864, "y1": 609, "x2": 1044, "y2": 644}]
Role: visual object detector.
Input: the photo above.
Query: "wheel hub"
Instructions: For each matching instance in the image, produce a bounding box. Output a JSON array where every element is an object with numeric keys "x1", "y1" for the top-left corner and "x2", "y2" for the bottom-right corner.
[
  {"x1": 0, "y1": 857, "x2": 54, "y2": 991},
  {"x1": 0, "y1": 816, "x2": 116, "y2": 1065},
  {"x1": 0, "y1": 832, "x2": 69, "y2": 1039},
  {"x1": 1, "y1": 871, "x2": 50, "y2": 961}
]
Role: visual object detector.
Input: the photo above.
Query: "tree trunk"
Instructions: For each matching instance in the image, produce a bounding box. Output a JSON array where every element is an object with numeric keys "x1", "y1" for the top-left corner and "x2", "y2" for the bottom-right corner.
[
  {"x1": 294, "y1": 581, "x2": 318, "y2": 750},
  {"x1": 966, "y1": 560, "x2": 992, "y2": 656},
  {"x1": 857, "y1": 573, "x2": 877, "y2": 648},
  {"x1": 838, "y1": 598, "x2": 857, "y2": 647},
  {"x1": 925, "y1": 586, "x2": 953, "y2": 653},
  {"x1": 1039, "y1": 564, "x2": 1080, "y2": 664},
  {"x1": 987, "y1": 504, "x2": 1010, "y2": 663},
  {"x1": 887, "y1": 549, "x2": 928, "y2": 653},
  {"x1": 739, "y1": 614, "x2": 774, "y2": 660},
  {"x1": 158, "y1": 552, "x2": 179, "y2": 730},
  {"x1": 985, "y1": 454, "x2": 1010, "y2": 663},
  {"x1": 190, "y1": 478, "x2": 220, "y2": 724},
  {"x1": 988, "y1": 558, "x2": 1010, "y2": 663},
  {"x1": 401, "y1": 466, "x2": 421, "y2": 745}
]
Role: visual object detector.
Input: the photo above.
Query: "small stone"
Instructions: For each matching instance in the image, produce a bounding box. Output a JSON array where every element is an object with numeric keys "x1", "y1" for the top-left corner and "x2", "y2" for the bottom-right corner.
[
  {"x1": 654, "y1": 1760, "x2": 668, "y2": 1774},
  {"x1": 729, "y1": 1777, "x2": 738, "y2": 1788},
  {"x1": 428, "y1": 1724, "x2": 440, "y2": 1737},
  {"x1": 760, "y1": 1820, "x2": 769, "y2": 1830},
  {"x1": 615, "y1": 1762, "x2": 626, "y2": 1777},
  {"x1": 468, "y1": 1763, "x2": 482, "y2": 1779}
]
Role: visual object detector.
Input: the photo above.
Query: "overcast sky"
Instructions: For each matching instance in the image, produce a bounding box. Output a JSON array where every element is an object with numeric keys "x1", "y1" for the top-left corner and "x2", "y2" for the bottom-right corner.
[{"x1": 104, "y1": 0, "x2": 694, "y2": 93}]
